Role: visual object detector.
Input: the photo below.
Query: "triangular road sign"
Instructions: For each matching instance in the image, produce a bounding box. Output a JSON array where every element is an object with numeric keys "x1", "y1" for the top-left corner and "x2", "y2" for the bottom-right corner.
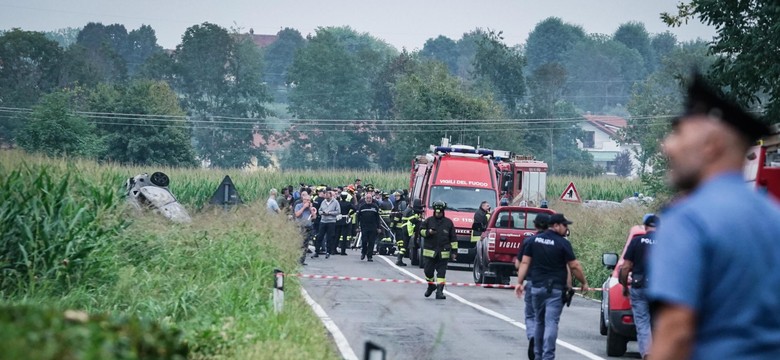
[
  {"x1": 209, "y1": 175, "x2": 243, "y2": 206},
  {"x1": 559, "y1": 182, "x2": 581, "y2": 203}
]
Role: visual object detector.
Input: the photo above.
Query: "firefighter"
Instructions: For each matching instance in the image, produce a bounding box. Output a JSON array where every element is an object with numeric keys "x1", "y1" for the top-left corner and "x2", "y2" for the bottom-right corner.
[
  {"x1": 398, "y1": 198, "x2": 424, "y2": 266},
  {"x1": 389, "y1": 191, "x2": 407, "y2": 266},
  {"x1": 336, "y1": 191, "x2": 354, "y2": 255},
  {"x1": 420, "y1": 200, "x2": 457, "y2": 300},
  {"x1": 472, "y1": 201, "x2": 491, "y2": 243},
  {"x1": 378, "y1": 192, "x2": 394, "y2": 255}
]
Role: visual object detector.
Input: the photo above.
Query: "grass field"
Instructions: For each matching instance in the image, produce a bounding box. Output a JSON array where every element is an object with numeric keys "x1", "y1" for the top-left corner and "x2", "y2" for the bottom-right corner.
[{"x1": 0, "y1": 150, "x2": 650, "y2": 358}]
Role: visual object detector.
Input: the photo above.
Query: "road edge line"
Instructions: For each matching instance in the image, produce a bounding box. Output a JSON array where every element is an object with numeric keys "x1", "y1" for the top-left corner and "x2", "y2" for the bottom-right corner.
[
  {"x1": 377, "y1": 255, "x2": 605, "y2": 360},
  {"x1": 300, "y1": 287, "x2": 359, "y2": 360}
]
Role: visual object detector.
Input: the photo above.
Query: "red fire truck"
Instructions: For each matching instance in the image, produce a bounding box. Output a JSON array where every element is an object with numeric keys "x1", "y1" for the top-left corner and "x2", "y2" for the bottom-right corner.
[
  {"x1": 745, "y1": 124, "x2": 780, "y2": 201},
  {"x1": 495, "y1": 155, "x2": 549, "y2": 206},
  {"x1": 408, "y1": 143, "x2": 501, "y2": 266}
]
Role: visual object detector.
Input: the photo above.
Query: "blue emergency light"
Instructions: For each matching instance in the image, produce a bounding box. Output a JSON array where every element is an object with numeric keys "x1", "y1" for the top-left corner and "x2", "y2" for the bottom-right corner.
[{"x1": 434, "y1": 146, "x2": 494, "y2": 156}]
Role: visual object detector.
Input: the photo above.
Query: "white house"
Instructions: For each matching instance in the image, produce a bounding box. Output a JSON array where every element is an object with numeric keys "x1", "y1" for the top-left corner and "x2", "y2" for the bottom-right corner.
[{"x1": 577, "y1": 114, "x2": 643, "y2": 177}]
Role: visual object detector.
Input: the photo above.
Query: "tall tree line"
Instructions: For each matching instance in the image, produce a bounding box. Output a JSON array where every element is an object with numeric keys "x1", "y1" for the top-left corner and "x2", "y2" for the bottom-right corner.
[{"x1": 4, "y1": 11, "x2": 763, "y2": 177}]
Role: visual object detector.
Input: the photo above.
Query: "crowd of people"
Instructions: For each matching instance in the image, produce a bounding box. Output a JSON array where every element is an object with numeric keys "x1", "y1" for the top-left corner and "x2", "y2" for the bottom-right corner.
[{"x1": 266, "y1": 179, "x2": 418, "y2": 266}]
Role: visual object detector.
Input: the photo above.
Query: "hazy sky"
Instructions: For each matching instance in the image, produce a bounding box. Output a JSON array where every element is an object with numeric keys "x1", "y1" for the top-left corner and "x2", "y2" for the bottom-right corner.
[{"x1": 0, "y1": 0, "x2": 715, "y2": 50}]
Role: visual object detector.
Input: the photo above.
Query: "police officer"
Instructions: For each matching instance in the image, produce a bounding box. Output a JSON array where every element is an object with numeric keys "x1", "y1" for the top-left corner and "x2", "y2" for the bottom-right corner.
[
  {"x1": 472, "y1": 201, "x2": 491, "y2": 243},
  {"x1": 648, "y1": 74, "x2": 780, "y2": 359},
  {"x1": 336, "y1": 191, "x2": 355, "y2": 255},
  {"x1": 619, "y1": 213, "x2": 657, "y2": 360},
  {"x1": 356, "y1": 184, "x2": 380, "y2": 262},
  {"x1": 514, "y1": 212, "x2": 551, "y2": 360},
  {"x1": 420, "y1": 200, "x2": 457, "y2": 300},
  {"x1": 515, "y1": 213, "x2": 588, "y2": 360}
]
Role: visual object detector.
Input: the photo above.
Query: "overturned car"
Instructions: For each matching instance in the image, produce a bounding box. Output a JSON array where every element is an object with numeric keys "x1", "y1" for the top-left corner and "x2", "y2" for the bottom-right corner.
[{"x1": 125, "y1": 172, "x2": 191, "y2": 223}]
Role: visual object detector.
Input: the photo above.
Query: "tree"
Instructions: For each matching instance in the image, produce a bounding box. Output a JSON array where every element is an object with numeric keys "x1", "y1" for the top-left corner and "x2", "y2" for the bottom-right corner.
[
  {"x1": 614, "y1": 150, "x2": 633, "y2": 177},
  {"x1": 613, "y1": 22, "x2": 655, "y2": 73},
  {"x1": 524, "y1": 17, "x2": 587, "y2": 72},
  {"x1": 454, "y1": 29, "x2": 486, "y2": 79},
  {"x1": 473, "y1": 30, "x2": 526, "y2": 116},
  {"x1": 390, "y1": 62, "x2": 508, "y2": 168},
  {"x1": 126, "y1": 25, "x2": 164, "y2": 77},
  {"x1": 262, "y1": 27, "x2": 306, "y2": 102},
  {"x1": 282, "y1": 28, "x2": 383, "y2": 169},
  {"x1": 563, "y1": 35, "x2": 645, "y2": 112},
  {"x1": 74, "y1": 23, "x2": 128, "y2": 83},
  {"x1": 44, "y1": 27, "x2": 81, "y2": 47},
  {"x1": 626, "y1": 39, "x2": 713, "y2": 177},
  {"x1": 651, "y1": 31, "x2": 678, "y2": 65},
  {"x1": 524, "y1": 65, "x2": 601, "y2": 176},
  {"x1": 0, "y1": 29, "x2": 63, "y2": 145},
  {"x1": 16, "y1": 90, "x2": 100, "y2": 158},
  {"x1": 662, "y1": 1, "x2": 780, "y2": 122},
  {"x1": 85, "y1": 80, "x2": 198, "y2": 167},
  {"x1": 174, "y1": 23, "x2": 272, "y2": 169},
  {"x1": 419, "y1": 35, "x2": 459, "y2": 74}
]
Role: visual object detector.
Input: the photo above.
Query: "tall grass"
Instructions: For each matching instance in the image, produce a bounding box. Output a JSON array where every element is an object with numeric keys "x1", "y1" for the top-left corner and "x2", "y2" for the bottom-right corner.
[
  {"x1": 547, "y1": 176, "x2": 645, "y2": 202},
  {"x1": 0, "y1": 150, "x2": 339, "y2": 359}
]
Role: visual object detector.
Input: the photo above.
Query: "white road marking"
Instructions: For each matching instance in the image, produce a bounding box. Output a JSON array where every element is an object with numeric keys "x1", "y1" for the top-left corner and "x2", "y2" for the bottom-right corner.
[
  {"x1": 300, "y1": 287, "x2": 359, "y2": 360},
  {"x1": 377, "y1": 256, "x2": 605, "y2": 360}
]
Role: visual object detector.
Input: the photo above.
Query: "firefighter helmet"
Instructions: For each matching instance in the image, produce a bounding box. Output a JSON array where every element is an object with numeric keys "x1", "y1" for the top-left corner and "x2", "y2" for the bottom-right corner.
[
  {"x1": 432, "y1": 200, "x2": 447, "y2": 212},
  {"x1": 412, "y1": 198, "x2": 423, "y2": 212}
]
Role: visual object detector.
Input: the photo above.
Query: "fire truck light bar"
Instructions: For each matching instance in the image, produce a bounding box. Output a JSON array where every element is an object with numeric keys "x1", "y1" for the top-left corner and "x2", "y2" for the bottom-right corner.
[{"x1": 433, "y1": 146, "x2": 494, "y2": 156}]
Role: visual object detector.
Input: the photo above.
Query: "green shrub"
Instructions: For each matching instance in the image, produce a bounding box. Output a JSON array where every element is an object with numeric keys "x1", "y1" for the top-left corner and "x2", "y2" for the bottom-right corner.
[{"x1": 0, "y1": 304, "x2": 188, "y2": 360}]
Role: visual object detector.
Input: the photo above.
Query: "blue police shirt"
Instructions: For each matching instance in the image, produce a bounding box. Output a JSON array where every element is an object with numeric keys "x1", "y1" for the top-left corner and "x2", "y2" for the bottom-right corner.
[
  {"x1": 648, "y1": 172, "x2": 780, "y2": 359},
  {"x1": 526, "y1": 229, "x2": 575, "y2": 287}
]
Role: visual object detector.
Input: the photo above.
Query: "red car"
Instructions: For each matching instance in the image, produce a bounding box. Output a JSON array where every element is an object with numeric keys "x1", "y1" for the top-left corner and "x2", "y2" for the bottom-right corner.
[
  {"x1": 600, "y1": 225, "x2": 645, "y2": 356},
  {"x1": 472, "y1": 206, "x2": 555, "y2": 285}
]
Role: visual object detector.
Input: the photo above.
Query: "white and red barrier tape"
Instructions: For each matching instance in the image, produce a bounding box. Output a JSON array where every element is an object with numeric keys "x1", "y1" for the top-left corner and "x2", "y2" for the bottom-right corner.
[{"x1": 278, "y1": 273, "x2": 601, "y2": 290}]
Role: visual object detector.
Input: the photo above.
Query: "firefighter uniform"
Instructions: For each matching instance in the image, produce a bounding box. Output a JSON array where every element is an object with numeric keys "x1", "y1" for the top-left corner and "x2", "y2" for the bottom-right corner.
[
  {"x1": 399, "y1": 200, "x2": 424, "y2": 266},
  {"x1": 420, "y1": 201, "x2": 457, "y2": 299},
  {"x1": 336, "y1": 192, "x2": 355, "y2": 255},
  {"x1": 378, "y1": 192, "x2": 394, "y2": 255},
  {"x1": 390, "y1": 192, "x2": 407, "y2": 266}
]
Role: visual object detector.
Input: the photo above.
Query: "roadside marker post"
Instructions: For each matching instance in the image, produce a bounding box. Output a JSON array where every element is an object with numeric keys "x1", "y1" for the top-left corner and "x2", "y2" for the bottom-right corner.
[
  {"x1": 273, "y1": 268, "x2": 284, "y2": 313},
  {"x1": 364, "y1": 341, "x2": 386, "y2": 360}
]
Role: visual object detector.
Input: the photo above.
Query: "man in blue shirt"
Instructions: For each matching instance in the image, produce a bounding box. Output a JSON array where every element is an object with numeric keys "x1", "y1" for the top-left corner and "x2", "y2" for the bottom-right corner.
[
  {"x1": 515, "y1": 213, "x2": 588, "y2": 360},
  {"x1": 648, "y1": 73, "x2": 780, "y2": 359},
  {"x1": 619, "y1": 213, "x2": 658, "y2": 360},
  {"x1": 514, "y1": 213, "x2": 551, "y2": 360}
]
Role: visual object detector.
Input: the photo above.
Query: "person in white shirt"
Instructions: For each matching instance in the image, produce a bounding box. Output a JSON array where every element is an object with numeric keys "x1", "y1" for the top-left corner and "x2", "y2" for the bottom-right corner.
[{"x1": 267, "y1": 188, "x2": 280, "y2": 214}]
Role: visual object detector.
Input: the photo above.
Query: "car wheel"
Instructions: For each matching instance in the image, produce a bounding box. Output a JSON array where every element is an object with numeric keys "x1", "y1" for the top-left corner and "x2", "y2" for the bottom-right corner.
[
  {"x1": 599, "y1": 308, "x2": 608, "y2": 336},
  {"x1": 606, "y1": 326, "x2": 627, "y2": 357},
  {"x1": 473, "y1": 255, "x2": 485, "y2": 283}
]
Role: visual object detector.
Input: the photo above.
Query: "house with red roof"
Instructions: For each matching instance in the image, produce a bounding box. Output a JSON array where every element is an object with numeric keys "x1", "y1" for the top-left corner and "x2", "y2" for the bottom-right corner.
[{"x1": 578, "y1": 114, "x2": 642, "y2": 177}]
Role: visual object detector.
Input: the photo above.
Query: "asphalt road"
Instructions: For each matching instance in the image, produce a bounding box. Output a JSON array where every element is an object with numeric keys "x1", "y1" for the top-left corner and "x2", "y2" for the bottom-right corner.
[{"x1": 300, "y1": 248, "x2": 640, "y2": 360}]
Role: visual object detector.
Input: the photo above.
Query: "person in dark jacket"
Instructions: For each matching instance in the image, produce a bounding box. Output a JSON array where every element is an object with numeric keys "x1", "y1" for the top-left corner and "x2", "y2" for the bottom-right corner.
[
  {"x1": 420, "y1": 200, "x2": 457, "y2": 299},
  {"x1": 472, "y1": 201, "x2": 491, "y2": 243},
  {"x1": 356, "y1": 186, "x2": 381, "y2": 262}
]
